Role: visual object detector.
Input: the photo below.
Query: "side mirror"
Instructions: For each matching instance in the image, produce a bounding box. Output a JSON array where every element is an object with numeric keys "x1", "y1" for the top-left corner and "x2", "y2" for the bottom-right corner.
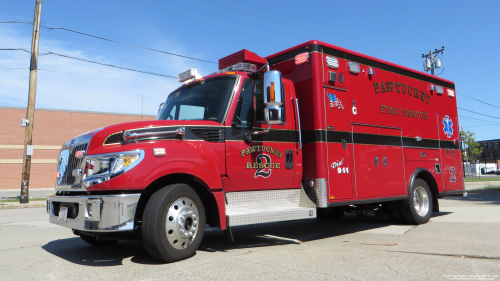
[
  {"x1": 158, "y1": 102, "x2": 165, "y2": 115},
  {"x1": 263, "y1": 70, "x2": 283, "y2": 124}
]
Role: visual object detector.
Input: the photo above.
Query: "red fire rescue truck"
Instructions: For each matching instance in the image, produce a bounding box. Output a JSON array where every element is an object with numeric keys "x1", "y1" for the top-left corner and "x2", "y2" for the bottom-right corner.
[{"x1": 47, "y1": 40, "x2": 465, "y2": 262}]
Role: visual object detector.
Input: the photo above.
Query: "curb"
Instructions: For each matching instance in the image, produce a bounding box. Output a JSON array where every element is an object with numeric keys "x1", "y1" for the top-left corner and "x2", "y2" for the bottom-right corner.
[
  {"x1": 464, "y1": 181, "x2": 500, "y2": 186},
  {"x1": 0, "y1": 202, "x2": 46, "y2": 209}
]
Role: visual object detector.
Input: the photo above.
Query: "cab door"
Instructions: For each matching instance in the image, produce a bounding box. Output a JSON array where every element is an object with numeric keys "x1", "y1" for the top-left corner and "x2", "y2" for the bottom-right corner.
[{"x1": 224, "y1": 78, "x2": 298, "y2": 192}]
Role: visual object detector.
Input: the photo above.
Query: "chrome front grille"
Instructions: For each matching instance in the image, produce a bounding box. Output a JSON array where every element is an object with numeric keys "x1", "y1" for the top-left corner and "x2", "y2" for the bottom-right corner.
[{"x1": 57, "y1": 142, "x2": 89, "y2": 187}]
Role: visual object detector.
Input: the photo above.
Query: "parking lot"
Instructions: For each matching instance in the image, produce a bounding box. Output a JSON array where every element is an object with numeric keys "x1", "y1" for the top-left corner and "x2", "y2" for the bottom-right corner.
[{"x1": 1, "y1": 187, "x2": 499, "y2": 280}]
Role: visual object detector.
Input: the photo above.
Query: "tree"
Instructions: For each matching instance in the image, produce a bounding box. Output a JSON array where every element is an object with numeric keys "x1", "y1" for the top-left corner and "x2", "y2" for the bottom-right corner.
[{"x1": 460, "y1": 129, "x2": 482, "y2": 163}]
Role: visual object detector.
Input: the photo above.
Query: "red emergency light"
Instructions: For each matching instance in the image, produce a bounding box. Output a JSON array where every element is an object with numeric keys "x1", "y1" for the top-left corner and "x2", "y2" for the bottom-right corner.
[{"x1": 219, "y1": 49, "x2": 267, "y2": 70}]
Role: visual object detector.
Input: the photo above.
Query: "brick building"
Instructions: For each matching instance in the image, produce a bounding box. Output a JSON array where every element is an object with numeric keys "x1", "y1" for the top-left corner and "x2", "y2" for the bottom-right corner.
[
  {"x1": 0, "y1": 106, "x2": 155, "y2": 190},
  {"x1": 478, "y1": 139, "x2": 500, "y2": 167}
]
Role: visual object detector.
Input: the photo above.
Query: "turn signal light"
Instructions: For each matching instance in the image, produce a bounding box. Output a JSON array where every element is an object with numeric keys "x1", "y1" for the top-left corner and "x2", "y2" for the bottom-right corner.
[{"x1": 270, "y1": 82, "x2": 275, "y2": 102}]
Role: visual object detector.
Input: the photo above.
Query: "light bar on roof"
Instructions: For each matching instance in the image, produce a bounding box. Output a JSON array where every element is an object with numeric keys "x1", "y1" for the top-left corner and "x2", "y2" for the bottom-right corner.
[
  {"x1": 178, "y1": 68, "x2": 202, "y2": 82},
  {"x1": 212, "y1": 62, "x2": 257, "y2": 75}
]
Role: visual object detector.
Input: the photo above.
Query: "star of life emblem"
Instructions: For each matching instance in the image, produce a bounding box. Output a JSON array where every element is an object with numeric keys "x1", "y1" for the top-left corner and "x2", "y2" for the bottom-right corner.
[{"x1": 442, "y1": 115, "x2": 454, "y2": 138}]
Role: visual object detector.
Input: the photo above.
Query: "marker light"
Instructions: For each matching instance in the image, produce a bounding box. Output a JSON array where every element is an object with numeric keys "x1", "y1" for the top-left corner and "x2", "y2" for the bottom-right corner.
[
  {"x1": 348, "y1": 62, "x2": 360, "y2": 73},
  {"x1": 295, "y1": 53, "x2": 309, "y2": 65},
  {"x1": 326, "y1": 56, "x2": 339, "y2": 69},
  {"x1": 154, "y1": 148, "x2": 166, "y2": 157},
  {"x1": 270, "y1": 82, "x2": 275, "y2": 102},
  {"x1": 435, "y1": 85, "x2": 444, "y2": 94},
  {"x1": 447, "y1": 89, "x2": 455, "y2": 97}
]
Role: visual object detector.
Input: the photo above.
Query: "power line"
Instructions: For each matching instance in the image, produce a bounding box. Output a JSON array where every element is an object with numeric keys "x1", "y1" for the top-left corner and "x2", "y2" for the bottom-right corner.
[
  {"x1": 2, "y1": 48, "x2": 177, "y2": 79},
  {"x1": 1, "y1": 20, "x2": 217, "y2": 64},
  {"x1": 0, "y1": 48, "x2": 30, "y2": 52},
  {"x1": 40, "y1": 23, "x2": 217, "y2": 64},
  {"x1": 47, "y1": 51, "x2": 177, "y2": 78},
  {"x1": 459, "y1": 115, "x2": 500, "y2": 125},
  {"x1": 458, "y1": 92, "x2": 500, "y2": 109},
  {"x1": 188, "y1": 0, "x2": 421, "y2": 49},
  {"x1": 211, "y1": 0, "x2": 427, "y2": 47},
  {"x1": 458, "y1": 107, "x2": 500, "y2": 120}
]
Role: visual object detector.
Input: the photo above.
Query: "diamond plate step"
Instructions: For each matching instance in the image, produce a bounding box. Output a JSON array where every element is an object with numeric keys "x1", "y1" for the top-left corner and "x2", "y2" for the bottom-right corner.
[{"x1": 226, "y1": 188, "x2": 317, "y2": 227}]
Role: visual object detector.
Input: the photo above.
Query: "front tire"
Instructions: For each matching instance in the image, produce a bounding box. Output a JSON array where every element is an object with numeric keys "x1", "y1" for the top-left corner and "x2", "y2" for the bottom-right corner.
[
  {"x1": 400, "y1": 178, "x2": 433, "y2": 225},
  {"x1": 142, "y1": 184, "x2": 206, "y2": 263}
]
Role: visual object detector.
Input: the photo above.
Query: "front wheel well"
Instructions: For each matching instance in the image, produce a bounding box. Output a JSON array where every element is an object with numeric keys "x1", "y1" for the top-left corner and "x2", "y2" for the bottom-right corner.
[{"x1": 135, "y1": 173, "x2": 221, "y2": 231}]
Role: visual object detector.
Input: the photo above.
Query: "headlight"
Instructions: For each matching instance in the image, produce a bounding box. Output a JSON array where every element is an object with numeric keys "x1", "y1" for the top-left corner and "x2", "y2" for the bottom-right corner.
[{"x1": 82, "y1": 150, "x2": 144, "y2": 187}]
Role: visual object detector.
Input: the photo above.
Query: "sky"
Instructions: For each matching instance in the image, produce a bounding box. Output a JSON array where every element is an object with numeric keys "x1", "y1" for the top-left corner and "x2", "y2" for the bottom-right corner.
[{"x1": 0, "y1": 0, "x2": 499, "y2": 141}]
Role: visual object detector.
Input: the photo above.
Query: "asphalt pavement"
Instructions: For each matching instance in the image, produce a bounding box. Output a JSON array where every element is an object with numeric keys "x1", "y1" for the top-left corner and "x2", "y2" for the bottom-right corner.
[{"x1": 1, "y1": 188, "x2": 499, "y2": 280}]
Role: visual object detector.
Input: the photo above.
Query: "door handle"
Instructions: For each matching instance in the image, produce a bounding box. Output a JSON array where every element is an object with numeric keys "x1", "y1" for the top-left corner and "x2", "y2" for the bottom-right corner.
[
  {"x1": 383, "y1": 157, "x2": 387, "y2": 166},
  {"x1": 374, "y1": 156, "x2": 379, "y2": 166},
  {"x1": 285, "y1": 150, "x2": 293, "y2": 169}
]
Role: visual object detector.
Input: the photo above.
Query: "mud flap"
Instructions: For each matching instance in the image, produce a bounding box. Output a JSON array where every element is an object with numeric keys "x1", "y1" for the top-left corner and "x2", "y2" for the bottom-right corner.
[{"x1": 223, "y1": 226, "x2": 234, "y2": 242}]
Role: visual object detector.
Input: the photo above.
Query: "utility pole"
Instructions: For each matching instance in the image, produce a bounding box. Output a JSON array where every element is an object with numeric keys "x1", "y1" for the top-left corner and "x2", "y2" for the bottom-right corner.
[
  {"x1": 20, "y1": 0, "x2": 44, "y2": 204},
  {"x1": 422, "y1": 47, "x2": 444, "y2": 75}
]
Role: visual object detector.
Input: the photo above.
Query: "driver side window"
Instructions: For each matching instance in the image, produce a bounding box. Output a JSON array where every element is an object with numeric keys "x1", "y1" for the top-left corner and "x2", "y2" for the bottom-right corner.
[{"x1": 232, "y1": 79, "x2": 254, "y2": 129}]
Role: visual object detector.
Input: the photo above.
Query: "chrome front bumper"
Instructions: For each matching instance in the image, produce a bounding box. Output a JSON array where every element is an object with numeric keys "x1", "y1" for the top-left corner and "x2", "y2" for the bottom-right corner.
[{"x1": 47, "y1": 194, "x2": 141, "y2": 232}]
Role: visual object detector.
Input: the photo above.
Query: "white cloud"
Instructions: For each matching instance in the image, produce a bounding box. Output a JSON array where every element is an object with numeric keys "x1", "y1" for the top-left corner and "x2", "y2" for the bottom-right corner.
[{"x1": 0, "y1": 25, "x2": 217, "y2": 115}]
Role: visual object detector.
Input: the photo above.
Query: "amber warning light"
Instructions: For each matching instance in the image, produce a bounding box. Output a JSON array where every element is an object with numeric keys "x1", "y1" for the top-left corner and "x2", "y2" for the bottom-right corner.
[{"x1": 270, "y1": 82, "x2": 275, "y2": 102}]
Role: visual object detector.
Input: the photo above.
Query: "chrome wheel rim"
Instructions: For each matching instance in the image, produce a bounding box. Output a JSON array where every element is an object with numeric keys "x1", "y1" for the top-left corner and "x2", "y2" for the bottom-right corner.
[
  {"x1": 165, "y1": 197, "x2": 199, "y2": 249},
  {"x1": 413, "y1": 186, "x2": 429, "y2": 217}
]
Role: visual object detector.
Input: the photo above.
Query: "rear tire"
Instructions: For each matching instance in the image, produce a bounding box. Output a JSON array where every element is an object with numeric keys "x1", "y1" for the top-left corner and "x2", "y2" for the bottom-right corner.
[
  {"x1": 400, "y1": 178, "x2": 433, "y2": 225},
  {"x1": 142, "y1": 184, "x2": 205, "y2": 263}
]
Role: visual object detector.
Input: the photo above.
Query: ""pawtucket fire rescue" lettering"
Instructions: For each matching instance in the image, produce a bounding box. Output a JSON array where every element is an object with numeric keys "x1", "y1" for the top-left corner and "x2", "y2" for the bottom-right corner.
[
  {"x1": 240, "y1": 146, "x2": 283, "y2": 158},
  {"x1": 373, "y1": 81, "x2": 430, "y2": 104},
  {"x1": 380, "y1": 104, "x2": 428, "y2": 120}
]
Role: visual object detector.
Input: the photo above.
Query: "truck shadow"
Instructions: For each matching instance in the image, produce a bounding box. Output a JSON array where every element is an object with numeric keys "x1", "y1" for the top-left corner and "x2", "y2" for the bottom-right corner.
[
  {"x1": 42, "y1": 211, "x2": 457, "y2": 266},
  {"x1": 41, "y1": 238, "x2": 161, "y2": 266},
  {"x1": 199, "y1": 212, "x2": 446, "y2": 253}
]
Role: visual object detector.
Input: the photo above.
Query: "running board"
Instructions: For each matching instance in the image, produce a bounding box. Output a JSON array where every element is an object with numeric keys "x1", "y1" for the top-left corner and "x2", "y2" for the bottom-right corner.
[{"x1": 225, "y1": 188, "x2": 317, "y2": 227}]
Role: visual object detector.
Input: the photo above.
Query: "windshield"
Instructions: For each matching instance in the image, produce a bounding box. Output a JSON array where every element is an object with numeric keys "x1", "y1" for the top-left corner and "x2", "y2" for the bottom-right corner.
[{"x1": 157, "y1": 75, "x2": 237, "y2": 123}]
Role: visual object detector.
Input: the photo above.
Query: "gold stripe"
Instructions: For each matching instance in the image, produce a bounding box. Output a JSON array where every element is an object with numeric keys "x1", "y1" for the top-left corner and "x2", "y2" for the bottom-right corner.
[
  {"x1": 0, "y1": 145, "x2": 61, "y2": 150},
  {"x1": 0, "y1": 159, "x2": 58, "y2": 164},
  {"x1": 225, "y1": 140, "x2": 299, "y2": 144}
]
